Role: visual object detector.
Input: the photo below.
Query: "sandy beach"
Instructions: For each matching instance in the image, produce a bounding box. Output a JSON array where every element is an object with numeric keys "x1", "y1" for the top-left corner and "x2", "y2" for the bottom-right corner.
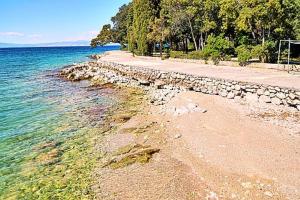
[
  {"x1": 60, "y1": 51, "x2": 300, "y2": 199},
  {"x1": 91, "y1": 91, "x2": 299, "y2": 200}
]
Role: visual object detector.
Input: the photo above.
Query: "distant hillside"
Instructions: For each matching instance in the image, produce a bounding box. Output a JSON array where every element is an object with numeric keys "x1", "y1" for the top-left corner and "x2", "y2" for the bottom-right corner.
[{"x1": 0, "y1": 40, "x2": 91, "y2": 48}]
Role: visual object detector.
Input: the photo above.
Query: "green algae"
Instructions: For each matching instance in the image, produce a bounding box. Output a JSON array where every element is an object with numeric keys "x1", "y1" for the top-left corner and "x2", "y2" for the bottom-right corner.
[
  {"x1": 120, "y1": 121, "x2": 158, "y2": 136},
  {"x1": 0, "y1": 83, "x2": 146, "y2": 199},
  {"x1": 106, "y1": 144, "x2": 160, "y2": 169}
]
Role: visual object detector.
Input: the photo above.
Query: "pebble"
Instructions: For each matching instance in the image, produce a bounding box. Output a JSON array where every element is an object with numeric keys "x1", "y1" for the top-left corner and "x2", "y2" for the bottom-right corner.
[
  {"x1": 241, "y1": 182, "x2": 253, "y2": 189},
  {"x1": 264, "y1": 191, "x2": 273, "y2": 197},
  {"x1": 206, "y1": 191, "x2": 218, "y2": 200},
  {"x1": 174, "y1": 134, "x2": 182, "y2": 139}
]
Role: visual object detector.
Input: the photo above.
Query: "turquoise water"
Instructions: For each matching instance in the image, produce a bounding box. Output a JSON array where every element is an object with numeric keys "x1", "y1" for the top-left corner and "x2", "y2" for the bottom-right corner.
[{"x1": 0, "y1": 46, "x2": 119, "y2": 199}]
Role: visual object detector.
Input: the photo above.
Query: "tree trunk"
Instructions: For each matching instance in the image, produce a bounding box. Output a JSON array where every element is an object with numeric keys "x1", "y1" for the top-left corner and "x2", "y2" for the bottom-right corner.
[
  {"x1": 248, "y1": 22, "x2": 256, "y2": 40},
  {"x1": 160, "y1": 40, "x2": 163, "y2": 58},
  {"x1": 188, "y1": 17, "x2": 198, "y2": 51},
  {"x1": 200, "y1": 32, "x2": 204, "y2": 50},
  {"x1": 262, "y1": 28, "x2": 265, "y2": 45},
  {"x1": 184, "y1": 38, "x2": 189, "y2": 54}
]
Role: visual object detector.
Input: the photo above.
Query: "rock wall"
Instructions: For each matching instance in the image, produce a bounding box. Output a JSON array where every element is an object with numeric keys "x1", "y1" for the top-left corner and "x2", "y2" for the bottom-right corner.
[{"x1": 60, "y1": 61, "x2": 300, "y2": 111}]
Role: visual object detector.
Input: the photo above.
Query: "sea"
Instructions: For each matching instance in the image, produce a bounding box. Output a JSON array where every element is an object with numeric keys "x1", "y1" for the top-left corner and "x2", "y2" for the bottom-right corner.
[{"x1": 0, "y1": 46, "x2": 120, "y2": 199}]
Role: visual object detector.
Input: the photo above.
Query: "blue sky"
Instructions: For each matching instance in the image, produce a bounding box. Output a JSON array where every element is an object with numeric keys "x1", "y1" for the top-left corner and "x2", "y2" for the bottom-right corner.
[{"x1": 0, "y1": 0, "x2": 130, "y2": 44}]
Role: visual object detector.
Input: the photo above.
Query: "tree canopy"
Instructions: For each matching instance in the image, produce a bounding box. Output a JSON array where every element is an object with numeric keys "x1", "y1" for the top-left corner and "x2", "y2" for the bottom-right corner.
[{"x1": 91, "y1": 0, "x2": 300, "y2": 63}]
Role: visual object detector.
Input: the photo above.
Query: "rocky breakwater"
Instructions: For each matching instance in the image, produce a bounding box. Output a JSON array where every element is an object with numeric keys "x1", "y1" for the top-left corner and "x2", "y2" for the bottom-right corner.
[
  {"x1": 60, "y1": 61, "x2": 182, "y2": 106},
  {"x1": 60, "y1": 61, "x2": 300, "y2": 111}
]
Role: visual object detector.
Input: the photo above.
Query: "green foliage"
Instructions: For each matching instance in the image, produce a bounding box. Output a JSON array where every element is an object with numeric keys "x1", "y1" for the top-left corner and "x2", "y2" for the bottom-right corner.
[
  {"x1": 92, "y1": 0, "x2": 300, "y2": 63},
  {"x1": 169, "y1": 51, "x2": 188, "y2": 59},
  {"x1": 236, "y1": 45, "x2": 251, "y2": 66},
  {"x1": 111, "y1": 3, "x2": 133, "y2": 47},
  {"x1": 187, "y1": 51, "x2": 204, "y2": 59},
  {"x1": 202, "y1": 34, "x2": 234, "y2": 64},
  {"x1": 251, "y1": 41, "x2": 276, "y2": 63},
  {"x1": 130, "y1": 0, "x2": 162, "y2": 55},
  {"x1": 90, "y1": 24, "x2": 115, "y2": 48}
]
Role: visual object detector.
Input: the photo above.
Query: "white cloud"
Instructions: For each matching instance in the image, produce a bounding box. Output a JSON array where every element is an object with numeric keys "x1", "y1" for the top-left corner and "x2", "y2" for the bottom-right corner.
[
  {"x1": 28, "y1": 34, "x2": 42, "y2": 39},
  {"x1": 0, "y1": 32, "x2": 25, "y2": 37}
]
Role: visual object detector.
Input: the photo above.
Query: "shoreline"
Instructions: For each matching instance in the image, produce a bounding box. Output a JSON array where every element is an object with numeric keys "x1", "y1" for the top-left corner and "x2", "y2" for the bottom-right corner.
[
  {"x1": 61, "y1": 51, "x2": 300, "y2": 111},
  {"x1": 60, "y1": 53, "x2": 300, "y2": 199}
]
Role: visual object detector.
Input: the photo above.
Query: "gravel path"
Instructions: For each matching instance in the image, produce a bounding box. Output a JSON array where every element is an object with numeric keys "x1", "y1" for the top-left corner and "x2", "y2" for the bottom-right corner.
[{"x1": 100, "y1": 51, "x2": 300, "y2": 90}]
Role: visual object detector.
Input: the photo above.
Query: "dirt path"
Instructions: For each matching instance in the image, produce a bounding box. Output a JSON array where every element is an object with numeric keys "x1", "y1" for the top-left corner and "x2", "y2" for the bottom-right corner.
[
  {"x1": 92, "y1": 90, "x2": 300, "y2": 200},
  {"x1": 100, "y1": 51, "x2": 300, "y2": 90}
]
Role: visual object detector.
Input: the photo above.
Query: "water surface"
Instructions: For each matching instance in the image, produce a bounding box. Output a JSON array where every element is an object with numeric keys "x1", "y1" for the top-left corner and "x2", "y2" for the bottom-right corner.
[{"x1": 0, "y1": 46, "x2": 119, "y2": 199}]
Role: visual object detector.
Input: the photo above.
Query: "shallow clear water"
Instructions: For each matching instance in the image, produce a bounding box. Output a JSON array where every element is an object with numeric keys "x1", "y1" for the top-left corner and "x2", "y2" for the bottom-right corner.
[{"x1": 0, "y1": 46, "x2": 119, "y2": 199}]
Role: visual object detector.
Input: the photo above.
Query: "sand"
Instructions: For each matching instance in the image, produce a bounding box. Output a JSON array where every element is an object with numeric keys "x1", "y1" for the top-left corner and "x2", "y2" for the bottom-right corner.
[{"x1": 93, "y1": 91, "x2": 300, "y2": 200}]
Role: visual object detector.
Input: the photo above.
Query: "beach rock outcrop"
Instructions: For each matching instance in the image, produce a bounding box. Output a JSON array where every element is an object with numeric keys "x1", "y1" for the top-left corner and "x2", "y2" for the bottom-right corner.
[{"x1": 59, "y1": 59, "x2": 300, "y2": 111}]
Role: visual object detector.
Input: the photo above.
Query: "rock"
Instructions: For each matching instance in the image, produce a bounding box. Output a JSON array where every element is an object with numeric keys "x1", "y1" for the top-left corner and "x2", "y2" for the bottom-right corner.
[
  {"x1": 220, "y1": 91, "x2": 228, "y2": 97},
  {"x1": 139, "y1": 79, "x2": 150, "y2": 86},
  {"x1": 276, "y1": 92, "x2": 286, "y2": 99},
  {"x1": 174, "y1": 107, "x2": 190, "y2": 116},
  {"x1": 245, "y1": 93, "x2": 258, "y2": 103},
  {"x1": 271, "y1": 97, "x2": 282, "y2": 105},
  {"x1": 187, "y1": 103, "x2": 199, "y2": 110},
  {"x1": 89, "y1": 54, "x2": 102, "y2": 60},
  {"x1": 264, "y1": 191, "x2": 273, "y2": 197},
  {"x1": 143, "y1": 135, "x2": 149, "y2": 142},
  {"x1": 60, "y1": 60, "x2": 298, "y2": 112},
  {"x1": 264, "y1": 90, "x2": 270, "y2": 96},
  {"x1": 206, "y1": 191, "x2": 218, "y2": 200},
  {"x1": 227, "y1": 92, "x2": 235, "y2": 99},
  {"x1": 187, "y1": 103, "x2": 207, "y2": 113},
  {"x1": 292, "y1": 99, "x2": 300, "y2": 106},
  {"x1": 234, "y1": 85, "x2": 241, "y2": 91},
  {"x1": 174, "y1": 134, "x2": 182, "y2": 139},
  {"x1": 297, "y1": 105, "x2": 300, "y2": 111},
  {"x1": 154, "y1": 80, "x2": 165, "y2": 89},
  {"x1": 289, "y1": 93, "x2": 296, "y2": 100},
  {"x1": 275, "y1": 87, "x2": 281, "y2": 92},
  {"x1": 259, "y1": 95, "x2": 271, "y2": 103},
  {"x1": 257, "y1": 89, "x2": 265, "y2": 95},
  {"x1": 234, "y1": 96, "x2": 241, "y2": 101}
]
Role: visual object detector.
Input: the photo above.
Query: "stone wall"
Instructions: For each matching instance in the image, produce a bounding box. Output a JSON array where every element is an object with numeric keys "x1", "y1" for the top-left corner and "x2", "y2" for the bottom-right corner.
[{"x1": 60, "y1": 60, "x2": 300, "y2": 111}]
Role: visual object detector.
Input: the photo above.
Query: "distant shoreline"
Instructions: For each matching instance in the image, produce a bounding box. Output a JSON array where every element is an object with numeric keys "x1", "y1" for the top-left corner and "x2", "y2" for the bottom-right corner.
[{"x1": 0, "y1": 45, "x2": 121, "y2": 49}]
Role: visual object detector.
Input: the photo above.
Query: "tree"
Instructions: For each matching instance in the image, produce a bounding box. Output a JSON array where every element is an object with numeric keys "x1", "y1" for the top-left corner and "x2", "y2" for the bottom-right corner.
[
  {"x1": 131, "y1": 0, "x2": 155, "y2": 55},
  {"x1": 202, "y1": 34, "x2": 234, "y2": 64},
  {"x1": 91, "y1": 0, "x2": 300, "y2": 64},
  {"x1": 111, "y1": 3, "x2": 133, "y2": 48},
  {"x1": 148, "y1": 17, "x2": 170, "y2": 57},
  {"x1": 90, "y1": 24, "x2": 115, "y2": 47},
  {"x1": 235, "y1": 0, "x2": 283, "y2": 44}
]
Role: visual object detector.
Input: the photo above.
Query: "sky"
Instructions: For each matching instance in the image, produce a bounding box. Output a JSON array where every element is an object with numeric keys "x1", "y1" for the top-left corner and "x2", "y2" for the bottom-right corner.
[{"x1": 0, "y1": 0, "x2": 130, "y2": 44}]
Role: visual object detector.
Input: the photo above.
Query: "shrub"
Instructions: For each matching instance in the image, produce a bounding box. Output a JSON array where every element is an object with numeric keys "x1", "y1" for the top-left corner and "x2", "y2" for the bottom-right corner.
[
  {"x1": 169, "y1": 51, "x2": 187, "y2": 59},
  {"x1": 187, "y1": 51, "x2": 204, "y2": 60},
  {"x1": 211, "y1": 51, "x2": 221, "y2": 65},
  {"x1": 251, "y1": 41, "x2": 276, "y2": 63},
  {"x1": 202, "y1": 34, "x2": 234, "y2": 64},
  {"x1": 251, "y1": 44, "x2": 265, "y2": 61},
  {"x1": 201, "y1": 48, "x2": 211, "y2": 61},
  {"x1": 236, "y1": 45, "x2": 251, "y2": 66}
]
